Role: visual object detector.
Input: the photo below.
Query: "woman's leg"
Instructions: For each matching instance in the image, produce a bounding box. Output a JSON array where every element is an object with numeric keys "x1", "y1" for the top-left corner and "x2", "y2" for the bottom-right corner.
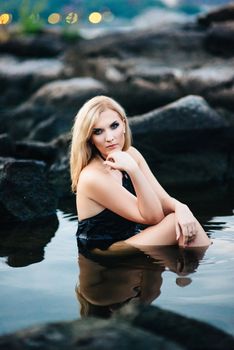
[{"x1": 124, "y1": 213, "x2": 211, "y2": 248}]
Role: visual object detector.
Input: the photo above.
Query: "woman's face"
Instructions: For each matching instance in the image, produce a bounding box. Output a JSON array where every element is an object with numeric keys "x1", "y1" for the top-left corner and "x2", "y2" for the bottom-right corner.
[{"x1": 90, "y1": 108, "x2": 126, "y2": 159}]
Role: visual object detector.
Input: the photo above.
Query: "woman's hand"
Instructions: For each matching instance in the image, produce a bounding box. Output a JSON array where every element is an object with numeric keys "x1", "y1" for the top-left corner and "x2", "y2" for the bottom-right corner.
[
  {"x1": 103, "y1": 151, "x2": 138, "y2": 174},
  {"x1": 174, "y1": 202, "x2": 198, "y2": 247}
]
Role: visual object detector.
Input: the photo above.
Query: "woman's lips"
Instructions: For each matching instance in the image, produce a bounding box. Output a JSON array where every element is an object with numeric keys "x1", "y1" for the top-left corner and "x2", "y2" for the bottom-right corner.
[{"x1": 107, "y1": 144, "x2": 118, "y2": 148}]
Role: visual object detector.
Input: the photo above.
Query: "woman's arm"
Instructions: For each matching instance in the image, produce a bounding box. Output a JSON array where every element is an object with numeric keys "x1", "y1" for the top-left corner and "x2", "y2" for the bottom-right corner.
[
  {"x1": 104, "y1": 150, "x2": 164, "y2": 224},
  {"x1": 80, "y1": 152, "x2": 164, "y2": 225},
  {"x1": 128, "y1": 147, "x2": 177, "y2": 214},
  {"x1": 128, "y1": 147, "x2": 199, "y2": 245}
]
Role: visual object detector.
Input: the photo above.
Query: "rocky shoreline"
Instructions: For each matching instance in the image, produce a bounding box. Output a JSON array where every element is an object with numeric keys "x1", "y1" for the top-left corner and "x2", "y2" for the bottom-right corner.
[{"x1": 1, "y1": 4, "x2": 234, "y2": 223}]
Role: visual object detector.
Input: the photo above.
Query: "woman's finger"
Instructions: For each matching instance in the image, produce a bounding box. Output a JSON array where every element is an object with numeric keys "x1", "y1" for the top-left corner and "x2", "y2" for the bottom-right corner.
[
  {"x1": 184, "y1": 235, "x2": 189, "y2": 246},
  {"x1": 103, "y1": 160, "x2": 117, "y2": 168},
  {"x1": 186, "y1": 225, "x2": 192, "y2": 237},
  {"x1": 188, "y1": 224, "x2": 196, "y2": 237},
  {"x1": 192, "y1": 223, "x2": 197, "y2": 236},
  {"x1": 176, "y1": 222, "x2": 181, "y2": 240},
  {"x1": 182, "y1": 225, "x2": 189, "y2": 245}
]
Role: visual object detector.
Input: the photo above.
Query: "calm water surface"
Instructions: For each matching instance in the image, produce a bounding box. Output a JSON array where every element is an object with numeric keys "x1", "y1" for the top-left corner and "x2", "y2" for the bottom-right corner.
[{"x1": 0, "y1": 188, "x2": 234, "y2": 336}]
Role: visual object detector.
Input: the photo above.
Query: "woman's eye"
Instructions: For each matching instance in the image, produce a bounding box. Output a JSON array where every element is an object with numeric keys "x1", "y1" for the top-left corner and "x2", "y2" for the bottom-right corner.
[
  {"x1": 111, "y1": 122, "x2": 119, "y2": 129},
  {"x1": 93, "y1": 129, "x2": 102, "y2": 135}
]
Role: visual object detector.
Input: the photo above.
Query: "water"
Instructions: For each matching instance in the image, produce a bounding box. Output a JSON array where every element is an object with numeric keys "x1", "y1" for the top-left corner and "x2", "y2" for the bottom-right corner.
[
  {"x1": 0, "y1": 188, "x2": 234, "y2": 337},
  {"x1": 155, "y1": 217, "x2": 234, "y2": 335}
]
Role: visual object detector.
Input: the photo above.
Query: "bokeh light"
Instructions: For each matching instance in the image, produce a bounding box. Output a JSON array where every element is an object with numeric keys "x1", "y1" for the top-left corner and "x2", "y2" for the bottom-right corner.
[
  {"x1": 88, "y1": 12, "x2": 102, "y2": 24},
  {"x1": 0, "y1": 13, "x2": 12, "y2": 25},
  {"x1": 65, "y1": 12, "x2": 78, "y2": 24},
  {"x1": 48, "y1": 13, "x2": 61, "y2": 25}
]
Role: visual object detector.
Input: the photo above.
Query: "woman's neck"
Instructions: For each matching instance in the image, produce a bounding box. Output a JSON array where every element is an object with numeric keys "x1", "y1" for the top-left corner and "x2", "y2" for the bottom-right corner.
[{"x1": 97, "y1": 152, "x2": 106, "y2": 161}]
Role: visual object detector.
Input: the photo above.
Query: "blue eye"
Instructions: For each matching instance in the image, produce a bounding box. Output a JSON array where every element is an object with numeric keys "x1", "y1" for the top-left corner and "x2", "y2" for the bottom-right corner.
[
  {"x1": 111, "y1": 122, "x2": 119, "y2": 129},
  {"x1": 93, "y1": 129, "x2": 102, "y2": 135}
]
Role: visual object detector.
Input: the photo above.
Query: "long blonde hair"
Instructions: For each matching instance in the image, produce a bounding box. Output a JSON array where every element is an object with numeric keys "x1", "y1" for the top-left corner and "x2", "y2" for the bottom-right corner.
[{"x1": 70, "y1": 95, "x2": 132, "y2": 192}]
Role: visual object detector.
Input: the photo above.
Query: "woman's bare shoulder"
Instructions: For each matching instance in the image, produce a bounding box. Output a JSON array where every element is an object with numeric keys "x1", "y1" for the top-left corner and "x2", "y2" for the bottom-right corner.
[
  {"x1": 78, "y1": 161, "x2": 107, "y2": 188},
  {"x1": 79, "y1": 164, "x2": 101, "y2": 181}
]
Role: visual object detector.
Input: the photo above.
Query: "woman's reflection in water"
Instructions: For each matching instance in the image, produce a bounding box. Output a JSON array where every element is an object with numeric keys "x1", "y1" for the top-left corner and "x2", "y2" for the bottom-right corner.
[{"x1": 76, "y1": 243, "x2": 209, "y2": 318}]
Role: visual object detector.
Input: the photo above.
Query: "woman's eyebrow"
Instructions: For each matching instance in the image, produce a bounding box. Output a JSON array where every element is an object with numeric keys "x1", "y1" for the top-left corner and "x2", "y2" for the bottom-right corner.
[{"x1": 92, "y1": 127, "x2": 102, "y2": 130}]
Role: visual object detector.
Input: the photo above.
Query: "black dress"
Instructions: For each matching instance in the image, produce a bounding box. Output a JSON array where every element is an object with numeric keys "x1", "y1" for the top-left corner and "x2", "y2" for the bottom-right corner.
[{"x1": 76, "y1": 171, "x2": 144, "y2": 253}]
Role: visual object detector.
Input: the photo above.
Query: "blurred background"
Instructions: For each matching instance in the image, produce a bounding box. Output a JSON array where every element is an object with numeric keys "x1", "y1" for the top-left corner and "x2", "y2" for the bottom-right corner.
[{"x1": 1, "y1": 0, "x2": 234, "y2": 37}]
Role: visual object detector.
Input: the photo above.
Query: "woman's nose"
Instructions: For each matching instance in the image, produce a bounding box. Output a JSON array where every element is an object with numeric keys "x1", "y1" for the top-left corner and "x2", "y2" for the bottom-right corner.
[{"x1": 105, "y1": 131, "x2": 114, "y2": 141}]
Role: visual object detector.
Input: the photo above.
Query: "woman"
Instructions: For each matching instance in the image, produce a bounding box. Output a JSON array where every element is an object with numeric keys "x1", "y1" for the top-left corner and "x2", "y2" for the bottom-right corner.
[{"x1": 70, "y1": 95, "x2": 210, "y2": 254}]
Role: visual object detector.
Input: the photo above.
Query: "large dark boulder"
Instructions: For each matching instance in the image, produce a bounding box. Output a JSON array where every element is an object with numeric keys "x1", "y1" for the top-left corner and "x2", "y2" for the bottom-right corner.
[
  {"x1": 0, "y1": 134, "x2": 58, "y2": 164},
  {"x1": 130, "y1": 95, "x2": 228, "y2": 134},
  {"x1": 0, "y1": 55, "x2": 69, "y2": 108},
  {"x1": 0, "y1": 304, "x2": 233, "y2": 350},
  {"x1": 198, "y1": 3, "x2": 234, "y2": 26},
  {"x1": 49, "y1": 155, "x2": 72, "y2": 198},
  {"x1": 0, "y1": 160, "x2": 58, "y2": 223},
  {"x1": 14, "y1": 140, "x2": 58, "y2": 164},
  {"x1": 0, "y1": 134, "x2": 15, "y2": 157},
  {"x1": 5, "y1": 77, "x2": 106, "y2": 141},
  {"x1": 0, "y1": 317, "x2": 182, "y2": 350},
  {"x1": 0, "y1": 31, "x2": 67, "y2": 58},
  {"x1": 116, "y1": 304, "x2": 234, "y2": 350},
  {"x1": 129, "y1": 95, "x2": 232, "y2": 187},
  {"x1": 204, "y1": 22, "x2": 234, "y2": 56}
]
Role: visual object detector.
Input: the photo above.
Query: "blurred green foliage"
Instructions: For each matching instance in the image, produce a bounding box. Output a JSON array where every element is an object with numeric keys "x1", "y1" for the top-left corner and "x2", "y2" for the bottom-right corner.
[{"x1": 17, "y1": 0, "x2": 47, "y2": 33}]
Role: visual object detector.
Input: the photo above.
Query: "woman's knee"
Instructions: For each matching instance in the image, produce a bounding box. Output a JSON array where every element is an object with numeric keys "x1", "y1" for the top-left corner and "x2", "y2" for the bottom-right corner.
[{"x1": 162, "y1": 212, "x2": 176, "y2": 226}]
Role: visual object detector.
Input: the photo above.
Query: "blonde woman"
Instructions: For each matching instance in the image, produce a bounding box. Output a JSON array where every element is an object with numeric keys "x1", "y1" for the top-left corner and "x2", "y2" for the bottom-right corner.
[{"x1": 70, "y1": 96, "x2": 210, "y2": 254}]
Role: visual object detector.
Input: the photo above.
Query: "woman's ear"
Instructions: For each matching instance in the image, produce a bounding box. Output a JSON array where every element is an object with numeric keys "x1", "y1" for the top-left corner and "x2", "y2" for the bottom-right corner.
[{"x1": 123, "y1": 119, "x2": 126, "y2": 133}]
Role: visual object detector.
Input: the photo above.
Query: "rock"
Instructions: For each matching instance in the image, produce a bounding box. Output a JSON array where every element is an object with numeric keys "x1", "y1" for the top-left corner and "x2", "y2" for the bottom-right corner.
[
  {"x1": 129, "y1": 95, "x2": 231, "y2": 187},
  {"x1": 0, "y1": 134, "x2": 15, "y2": 157},
  {"x1": 65, "y1": 25, "x2": 209, "y2": 77},
  {"x1": 127, "y1": 65, "x2": 183, "y2": 85},
  {"x1": 207, "y1": 85, "x2": 234, "y2": 110},
  {"x1": 48, "y1": 134, "x2": 72, "y2": 198},
  {"x1": 110, "y1": 64, "x2": 183, "y2": 113},
  {"x1": 28, "y1": 115, "x2": 69, "y2": 142},
  {"x1": 110, "y1": 61, "x2": 234, "y2": 114},
  {"x1": 0, "y1": 55, "x2": 69, "y2": 107},
  {"x1": 116, "y1": 304, "x2": 234, "y2": 350},
  {"x1": 129, "y1": 95, "x2": 228, "y2": 133},
  {"x1": 0, "y1": 160, "x2": 58, "y2": 223},
  {"x1": 0, "y1": 318, "x2": 183, "y2": 350},
  {"x1": 0, "y1": 134, "x2": 58, "y2": 164},
  {"x1": 68, "y1": 26, "x2": 204, "y2": 62},
  {"x1": 198, "y1": 3, "x2": 234, "y2": 26},
  {"x1": 180, "y1": 63, "x2": 234, "y2": 98},
  {"x1": 14, "y1": 140, "x2": 58, "y2": 164},
  {"x1": 204, "y1": 21, "x2": 234, "y2": 56},
  {"x1": 0, "y1": 31, "x2": 67, "y2": 58},
  {"x1": 49, "y1": 155, "x2": 72, "y2": 198},
  {"x1": 0, "y1": 304, "x2": 233, "y2": 350},
  {"x1": 132, "y1": 152, "x2": 228, "y2": 188},
  {"x1": 0, "y1": 215, "x2": 58, "y2": 267},
  {"x1": 5, "y1": 77, "x2": 106, "y2": 141}
]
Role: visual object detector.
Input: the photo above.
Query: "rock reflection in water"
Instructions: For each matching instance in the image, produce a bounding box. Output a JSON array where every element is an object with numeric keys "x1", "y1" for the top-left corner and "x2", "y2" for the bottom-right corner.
[
  {"x1": 0, "y1": 214, "x2": 59, "y2": 267},
  {"x1": 76, "y1": 244, "x2": 208, "y2": 318}
]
